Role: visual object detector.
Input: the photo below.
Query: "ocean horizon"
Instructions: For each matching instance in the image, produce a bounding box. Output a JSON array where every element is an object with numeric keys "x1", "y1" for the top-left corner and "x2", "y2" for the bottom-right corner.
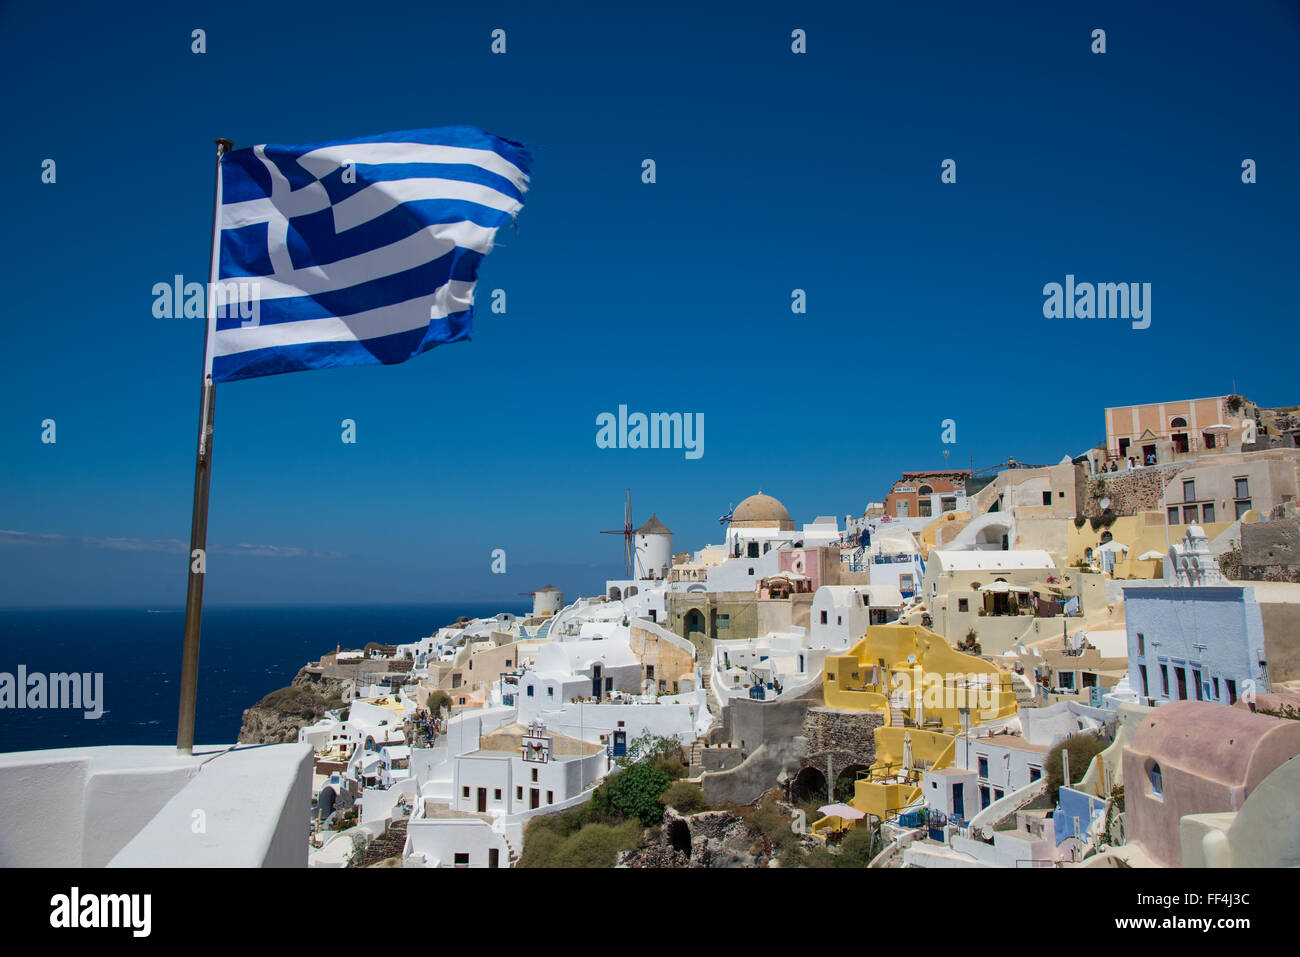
[{"x1": 0, "y1": 601, "x2": 530, "y2": 754}]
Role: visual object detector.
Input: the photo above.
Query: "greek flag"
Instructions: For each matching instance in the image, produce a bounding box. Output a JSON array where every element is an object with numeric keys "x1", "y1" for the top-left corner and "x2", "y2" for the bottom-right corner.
[{"x1": 211, "y1": 126, "x2": 531, "y2": 382}]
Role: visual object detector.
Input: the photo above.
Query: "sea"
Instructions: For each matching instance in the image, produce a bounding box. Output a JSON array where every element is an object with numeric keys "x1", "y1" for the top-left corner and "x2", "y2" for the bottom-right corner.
[{"x1": 0, "y1": 602, "x2": 529, "y2": 754}]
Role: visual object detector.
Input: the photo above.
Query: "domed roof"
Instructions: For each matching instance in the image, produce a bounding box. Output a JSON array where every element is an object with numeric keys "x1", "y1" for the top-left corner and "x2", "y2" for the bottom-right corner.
[{"x1": 730, "y1": 491, "x2": 794, "y2": 528}]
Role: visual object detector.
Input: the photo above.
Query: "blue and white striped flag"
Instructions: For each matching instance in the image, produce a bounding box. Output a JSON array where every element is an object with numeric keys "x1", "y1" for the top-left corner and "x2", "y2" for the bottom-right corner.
[{"x1": 211, "y1": 126, "x2": 531, "y2": 382}]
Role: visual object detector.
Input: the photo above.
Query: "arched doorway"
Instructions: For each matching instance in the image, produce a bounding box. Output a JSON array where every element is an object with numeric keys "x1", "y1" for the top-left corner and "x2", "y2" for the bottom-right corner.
[
  {"x1": 608, "y1": 586, "x2": 622, "y2": 600},
  {"x1": 683, "y1": 609, "x2": 706, "y2": 641},
  {"x1": 1170, "y1": 417, "x2": 1189, "y2": 454},
  {"x1": 835, "y1": 765, "x2": 868, "y2": 803},
  {"x1": 791, "y1": 766, "x2": 828, "y2": 804},
  {"x1": 667, "y1": 819, "x2": 692, "y2": 856}
]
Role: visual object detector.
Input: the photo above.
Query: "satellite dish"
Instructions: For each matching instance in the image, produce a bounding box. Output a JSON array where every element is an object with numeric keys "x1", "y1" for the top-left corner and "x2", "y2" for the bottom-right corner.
[{"x1": 1099, "y1": 498, "x2": 1111, "y2": 510}]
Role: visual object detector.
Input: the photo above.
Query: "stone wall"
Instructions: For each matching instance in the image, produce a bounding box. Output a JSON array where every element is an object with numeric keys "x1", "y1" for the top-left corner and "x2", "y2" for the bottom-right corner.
[
  {"x1": 799, "y1": 707, "x2": 882, "y2": 771},
  {"x1": 1082, "y1": 468, "x2": 1182, "y2": 518},
  {"x1": 1241, "y1": 517, "x2": 1300, "y2": 581}
]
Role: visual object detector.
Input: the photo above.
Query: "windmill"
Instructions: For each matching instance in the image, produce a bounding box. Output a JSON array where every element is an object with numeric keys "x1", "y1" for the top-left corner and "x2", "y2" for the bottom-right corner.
[{"x1": 600, "y1": 488, "x2": 635, "y2": 577}]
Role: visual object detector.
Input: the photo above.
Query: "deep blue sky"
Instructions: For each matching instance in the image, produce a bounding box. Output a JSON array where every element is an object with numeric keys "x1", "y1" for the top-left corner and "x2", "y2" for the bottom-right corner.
[{"x1": 1, "y1": 1, "x2": 1297, "y2": 607}]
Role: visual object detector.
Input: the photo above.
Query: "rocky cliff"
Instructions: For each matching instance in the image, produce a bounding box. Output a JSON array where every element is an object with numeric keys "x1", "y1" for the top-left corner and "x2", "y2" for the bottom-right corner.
[{"x1": 237, "y1": 665, "x2": 347, "y2": 744}]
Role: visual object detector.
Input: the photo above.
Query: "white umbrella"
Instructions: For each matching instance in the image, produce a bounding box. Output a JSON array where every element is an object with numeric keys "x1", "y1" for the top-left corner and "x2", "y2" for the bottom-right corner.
[
  {"x1": 1204, "y1": 423, "x2": 1233, "y2": 433},
  {"x1": 1097, "y1": 541, "x2": 1129, "y2": 553},
  {"x1": 980, "y1": 581, "x2": 1013, "y2": 593},
  {"x1": 818, "y1": 803, "x2": 865, "y2": 820},
  {"x1": 1137, "y1": 549, "x2": 1165, "y2": 561}
]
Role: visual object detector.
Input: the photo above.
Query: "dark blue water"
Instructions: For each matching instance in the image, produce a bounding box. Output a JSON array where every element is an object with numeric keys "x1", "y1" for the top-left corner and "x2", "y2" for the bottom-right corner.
[{"x1": 0, "y1": 603, "x2": 527, "y2": 753}]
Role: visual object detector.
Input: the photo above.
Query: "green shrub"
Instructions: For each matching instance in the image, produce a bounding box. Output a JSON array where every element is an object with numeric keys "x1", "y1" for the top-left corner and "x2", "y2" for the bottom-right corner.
[
  {"x1": 424, "y1": 689, "x2": 451, "y2": 714},
  {"x1": 1043, "y1": 732, "x2": 1108, "y2": 804},
  {"x1": 662, "y1": 780, "x2": 707, "y2": 814},
  {"x1": 517, "y1": 820, "x2": 642, "y2": 868},
  {"x1": 595, "y1": 762, "x2": 672, "y2": 826},
  {"x1": 834, "y1": 826, "x2": 875, "y2": 867},
  {"x1": 753, "y1": 795, "x2": 799, "y2": 852}
]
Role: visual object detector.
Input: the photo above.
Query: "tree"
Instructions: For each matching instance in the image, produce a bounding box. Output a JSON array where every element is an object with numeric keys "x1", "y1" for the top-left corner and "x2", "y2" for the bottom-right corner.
[
  {"x1": 1043, "y1": 732, "x2": 1107, "y2": 804},
  {"x1": 595, "y1": 761, "x2": 672, "y2": 826}
]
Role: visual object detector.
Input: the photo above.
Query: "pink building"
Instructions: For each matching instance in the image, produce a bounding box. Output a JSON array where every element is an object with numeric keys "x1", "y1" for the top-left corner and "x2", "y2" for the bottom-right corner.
[
  {"x1": 1123, "y1": 700, "x2": 1300, "y2": 866},
  {"x1": 779, "y1": 546, "x2": 840, "y2": 591}
]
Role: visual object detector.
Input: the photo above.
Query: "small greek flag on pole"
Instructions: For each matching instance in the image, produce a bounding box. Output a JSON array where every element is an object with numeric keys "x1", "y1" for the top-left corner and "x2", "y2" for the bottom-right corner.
[{"x1": 208, "y1": 126, "x2": 531, "y2": 382}]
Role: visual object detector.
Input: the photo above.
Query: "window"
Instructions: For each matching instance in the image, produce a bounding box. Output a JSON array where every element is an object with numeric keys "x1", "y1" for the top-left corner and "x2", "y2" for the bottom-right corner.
[
  {"x1": 1226, "y1": 679, "x2": 1238, "y2": 705},
  {"x1": 547, "y1": 687, "x2": 553, "y2": 697},
  {"x1": 1183, "y1": 480, "x2": 1195, "y2": 501},
  {"x1": 1149, "y1": 762, "x2": 1163, "y2": 797},
  {"x1": 993, "y1": 789, "x2": 1003, "y2": 801},
  {"x1": 645, "y1": 664, "x2": 655, "y2": 681},
  {"x1": 977, "y1": 756, "x2": 989, "y2": 779},
  {"x1": 1029, "y1": 766, "x2": 1041, "y2": 782},
  {"x1": 820, "y1": 611, "x2": 828, "y2": 625},
  {"x1": 1138, "y1": 664, "x2": 1149, "y2": 699},
  {"x1": 454, "y1": 852, "x2": 470, "y2": 867},
  {"x1": 531, "y1": 768, "x2": 538, "y2": 782},
  {"x1": 958, "y1": 598, "x2": 969, "y2": 613},
  {"x1": 516, "y1": 786, "x2": 523, "y2": 800},
  {"x1": 1235, "y1": 477, "x2": 1250, "y2": 499},
  {"x1": 747, "y1": 542, "x2": 760, "y2": 558},
  {"x1": 547, "y1": 790, "x2": 554, "y2": 804},
  {"x1": 1159, "y1": 664, "x2": 1169, "y2": 696},
  {"x1": 1137, "y1": 633, "x2": 1145, "y2": 656},
  {"x1": 1183, "y1": 505, "x2": 1199, "y2": 524},
  {"x1": 1042, "y1": 491, "x2": 1052, "y2": 506},
  {"x1": 979, "y1": 786, "x2": 991, "y2": 809},
  {"x1": 1167, "y1": 506, "x2": 1179, "y2": 525},
  {"x1": 527, "y1": 685, "x2": 534, "y2": 697},
  {"x1": 1212, "y1": 677, "x2": 1220, "y2": 700},
  {"x1": 493, "y1": 788, "x2": 501, "y2": 801},
  {"x1": 837, "y1": 616, "x2": 842, "y2": 626},
  {"x1": 717, "y1": 614, "x2": 730, "y2": 629},
  {"x1": 1192, "y1": 668, "x2": 1202, "y2": 701},
  {"x1": 462, "y1": 786, "x2": 470, "y2": 798},
  {"x1": 1235, "y1": 499, "x2": 1253, "y2": 520},
  {"x1": 1202, "y1": 503, "x2": 1215, "y2": 523},
  {"x1": 748, "y1": 568, "x2": 755, "y2": 576}
]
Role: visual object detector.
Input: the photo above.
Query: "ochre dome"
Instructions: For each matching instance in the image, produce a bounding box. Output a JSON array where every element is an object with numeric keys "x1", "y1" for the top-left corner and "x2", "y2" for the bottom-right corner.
[{"x1": 730, "y1": 492, "x2": 794, "y2": 529}]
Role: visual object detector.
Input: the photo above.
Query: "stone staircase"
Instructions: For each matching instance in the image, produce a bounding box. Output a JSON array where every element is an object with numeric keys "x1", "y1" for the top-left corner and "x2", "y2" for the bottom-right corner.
[
  {"x1": 358, "y1": 820, "x2": 407, "y2": 867},
  {"x1": 688, "y1": 737, "x2": 707, "y2": 778}
]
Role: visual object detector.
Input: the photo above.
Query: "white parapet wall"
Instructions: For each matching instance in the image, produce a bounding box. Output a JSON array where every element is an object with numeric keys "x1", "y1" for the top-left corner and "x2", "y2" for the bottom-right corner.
[{"x1": 0, "y1": 743, "x2": 313, "y2": 868}]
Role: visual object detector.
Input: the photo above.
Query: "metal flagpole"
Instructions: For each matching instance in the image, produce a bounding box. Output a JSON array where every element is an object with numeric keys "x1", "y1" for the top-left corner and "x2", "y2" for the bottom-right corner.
[{"x1": 176, "y1": 138, "x2": 233, "y2": 754}]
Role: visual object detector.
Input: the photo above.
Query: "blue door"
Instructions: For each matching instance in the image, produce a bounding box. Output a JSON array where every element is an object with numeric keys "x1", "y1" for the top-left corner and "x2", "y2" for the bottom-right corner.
[
  {"x1": 613, "y1": 731, "x2": 626, "y2": 756},
  {"x1": 952, "y1": 783, "x2": 965, "y2": 822},
  {"x1": 592, "y1": 664, "x2": 602, "y2": 698}
]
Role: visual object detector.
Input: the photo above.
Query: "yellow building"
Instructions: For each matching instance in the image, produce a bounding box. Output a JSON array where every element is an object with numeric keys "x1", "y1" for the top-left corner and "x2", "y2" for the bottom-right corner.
[
  {"x1": 1066, "y1": 512, "x2": 1249, "y2": 579},
  {"x1": 823, "y1": 623, "x2": 1019, "y2": 731},
  {"x1": 813, "y1": 624, "x2": 1020, "y2": 839}
]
